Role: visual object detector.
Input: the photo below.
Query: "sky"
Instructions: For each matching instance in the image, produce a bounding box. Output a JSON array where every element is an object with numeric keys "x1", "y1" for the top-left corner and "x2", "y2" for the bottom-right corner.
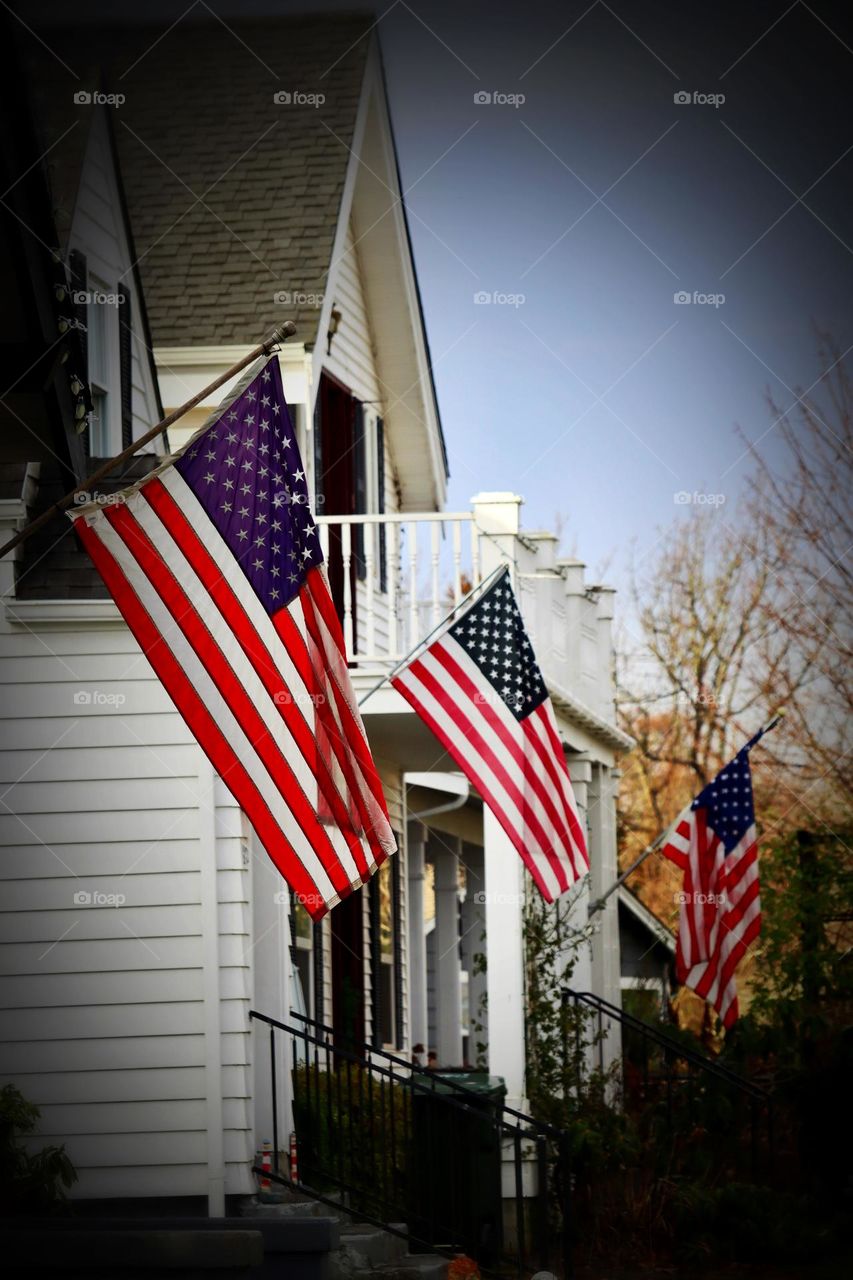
[{"x1": 24, "y1": 0, "x2": 853, "y2": 591}]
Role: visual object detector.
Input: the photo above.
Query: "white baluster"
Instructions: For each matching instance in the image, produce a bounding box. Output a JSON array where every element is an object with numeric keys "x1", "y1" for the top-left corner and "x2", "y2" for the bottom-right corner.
[
  {"x1": 470, "y1": 516, "x2": 481, "y2": 585},
  {"x1": 430, "y1": 521, "x2": 441, "y2": 626},
  {"x1": 452, "y1": 521, "x2": 462, "y2": 605},
  {"x1": 388, "y1": 521, "x2": 399, "y2": 660},
  {"x1": 365, "y1": 519, "x2": 375, "y2": 659},
  {"x1": 408, "y1": 523, "x2": 418, "y2": 650},
  {"x1": 318, "y1": 522, "x2": 330, "y2": 561},
  {"x1": 342, "y1": 521, "x2": 354, "y2": 659}
]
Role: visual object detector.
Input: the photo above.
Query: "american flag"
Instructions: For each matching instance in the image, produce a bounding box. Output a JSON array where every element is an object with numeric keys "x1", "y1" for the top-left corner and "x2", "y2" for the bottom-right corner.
[
  {"x1": 661, "y1": 737, "x2": 763, "y2": 1028},
  {"x1": 391, "y1": 567, "x2": 588, "y2": 901},
  {"x1": 69, "y1": 356, "x2": 395, "y2": 919}
]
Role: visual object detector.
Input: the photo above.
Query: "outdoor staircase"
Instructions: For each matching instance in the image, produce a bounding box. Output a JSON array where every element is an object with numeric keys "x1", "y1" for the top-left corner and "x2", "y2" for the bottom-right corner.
[{"x1": 248, "y1": 1193, "x2": 446, "y2": 1280}]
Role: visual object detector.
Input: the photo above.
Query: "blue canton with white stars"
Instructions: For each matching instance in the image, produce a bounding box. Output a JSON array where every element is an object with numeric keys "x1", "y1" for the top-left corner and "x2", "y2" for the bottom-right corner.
[
  {"x1": 449, "y1": 569, "x2": 548, "y2": 722},
  {"x1": 692, "y1": 749, "x2": 755, "y2": 854},
  {"x1": 176, "y1": 358, "x2": 323, "y2": 614}
]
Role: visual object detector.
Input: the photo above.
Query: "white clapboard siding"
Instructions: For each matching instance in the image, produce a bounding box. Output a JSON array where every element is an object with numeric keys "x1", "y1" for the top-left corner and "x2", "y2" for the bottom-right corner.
[
  {"x1": 0, "y1": 613, "x2": 254, "y2": 1201},
  {"x1": 2, "y1": 1035, "x2": 206, "y2": 1075},
  {"x1": 324, "y1": 222, "x2": 381, "y2": 405},
  {"x1": 0, "y1": 842, "x2": 199, "y2": 880}
]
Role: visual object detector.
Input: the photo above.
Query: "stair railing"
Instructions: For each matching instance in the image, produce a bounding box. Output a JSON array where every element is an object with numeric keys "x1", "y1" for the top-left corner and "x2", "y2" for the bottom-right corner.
[
  {"x1": 248, "y1": 1008, "x2": 574, "y2": 1279},
  {"x1": 562, "y1": 988, "x2": 774, "y2": 1177}
]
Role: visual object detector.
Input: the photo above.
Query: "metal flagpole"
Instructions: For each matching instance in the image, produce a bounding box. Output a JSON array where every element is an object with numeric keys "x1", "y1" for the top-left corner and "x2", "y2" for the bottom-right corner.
[
  {"x1": 357, "y1": 562, "x2": 509, "y2": 708},
  {"x1": 0, "y1": 322, "x2": 297, "y2": 562},
  {"x1": 587, "y1": 711, "x2": 785, "y2": 919}
]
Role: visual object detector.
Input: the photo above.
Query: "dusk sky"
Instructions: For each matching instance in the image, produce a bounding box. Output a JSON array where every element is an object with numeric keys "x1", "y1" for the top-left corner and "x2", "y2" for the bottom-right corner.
[{"x1": 31, "y1": 0, "x2": 853, "y2": 588}]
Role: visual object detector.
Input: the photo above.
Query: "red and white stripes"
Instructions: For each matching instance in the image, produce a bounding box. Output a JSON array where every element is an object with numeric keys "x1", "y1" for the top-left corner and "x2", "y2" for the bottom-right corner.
[
  {"x1": 71, "y1": 470, "x2": 394, "y2": 919},
  {"x1": 392, "y1": 632, "x2": 587, "y2": 902}
]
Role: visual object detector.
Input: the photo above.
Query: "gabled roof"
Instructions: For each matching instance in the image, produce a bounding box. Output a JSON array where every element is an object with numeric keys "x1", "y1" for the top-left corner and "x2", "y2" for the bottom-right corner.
[
  {"x1": 618, "y1": 884, "x2": 676, "y2": 954},
  {"x1": 24, "y1": 15, "x2": 374, "y2": 347}
]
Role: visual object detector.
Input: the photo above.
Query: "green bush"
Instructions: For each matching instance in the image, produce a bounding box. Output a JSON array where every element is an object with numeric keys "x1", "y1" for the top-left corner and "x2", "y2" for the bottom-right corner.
[
  {"x1": 0, "y1": 1084, "x2": 77, "y2": 1212},
  {"x1": 291, "y1": 1063, "x2": 410, "y2": 1218}
]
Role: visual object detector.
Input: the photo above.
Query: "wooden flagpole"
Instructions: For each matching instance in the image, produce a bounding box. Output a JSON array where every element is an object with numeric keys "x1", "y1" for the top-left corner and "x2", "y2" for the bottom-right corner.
[
  {"x1": 586, "y1": 711, "x2": 785, "y2": 919},
  {"x1": 0, "y1": 321, "x2": 297, "y2": 562}
]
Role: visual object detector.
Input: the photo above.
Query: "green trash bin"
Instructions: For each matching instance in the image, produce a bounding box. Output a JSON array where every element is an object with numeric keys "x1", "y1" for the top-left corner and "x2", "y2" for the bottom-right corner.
[{"x1": 410, "y1": 1072, "x2": 506, "y2": 1262}]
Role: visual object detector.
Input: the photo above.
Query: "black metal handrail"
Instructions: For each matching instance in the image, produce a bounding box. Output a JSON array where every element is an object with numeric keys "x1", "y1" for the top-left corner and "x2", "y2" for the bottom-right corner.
[
  {"x1": 562, "y1": 988, "x2": 774, "y2": 1180},
  {"x1": 287, "y1": 1008, "x2": 567, "y2": 1139},
  {"x1": 249, "y1": 1008, "x2": 573, "y2": 1278},
  {"x1": 563, "y1": 988, "x2": 771, "y2": 1098}
]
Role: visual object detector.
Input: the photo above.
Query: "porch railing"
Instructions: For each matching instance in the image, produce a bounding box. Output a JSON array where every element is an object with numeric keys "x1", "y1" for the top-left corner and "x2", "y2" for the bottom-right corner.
[
  {"x1": 563, "y1": 988, "x2": 774, "y2": 1179},
  {"x1": 315, "y1": 512, "x2": 481, "y2": 665},
  {"x1": 248, "y1": 1008, "x2": 572, "y2": 1277}
]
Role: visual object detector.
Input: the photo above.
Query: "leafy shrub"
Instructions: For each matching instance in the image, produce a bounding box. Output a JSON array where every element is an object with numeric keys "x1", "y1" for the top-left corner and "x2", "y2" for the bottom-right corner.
[{"x1": 0, "y1": 1084, "x2": 77, "y2": 1212}]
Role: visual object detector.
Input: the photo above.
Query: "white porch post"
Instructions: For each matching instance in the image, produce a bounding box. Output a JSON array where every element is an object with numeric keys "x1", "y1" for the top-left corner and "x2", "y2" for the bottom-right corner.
[
  {"x1": 431, "y1": 833, "x2": 463, "y2": 1066},
  {"x1": 588, "y1": 761, "x2": 622, "y2": 1069},
  {"x1": 460, "y1": 842, "x2": 488, "y2": 1062},
  {"x1": 470, "y1": 492, "x2": 523, "y2": 583},
  {"x1": 407, "y1": 821, "x2": 429, "y2": 1053},
  {"x1": 483, "y1": 807, "x2": 526, "y2": 1105}
]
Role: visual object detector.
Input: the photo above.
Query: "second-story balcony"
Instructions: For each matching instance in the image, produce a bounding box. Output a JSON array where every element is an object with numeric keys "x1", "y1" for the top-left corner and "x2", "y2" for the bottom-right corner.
[{"x1": 317, "y1": 492, "x2": 627, "y2": 753}]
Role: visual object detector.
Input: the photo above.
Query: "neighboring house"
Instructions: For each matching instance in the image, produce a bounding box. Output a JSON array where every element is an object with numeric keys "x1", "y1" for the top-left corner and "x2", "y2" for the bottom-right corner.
[
  {"x1": 618, "y1": 884, "x2": 677, "y2": 1011},
  {"x1": 1, "y1": 14, "x2": 632, "y2": 1215}
]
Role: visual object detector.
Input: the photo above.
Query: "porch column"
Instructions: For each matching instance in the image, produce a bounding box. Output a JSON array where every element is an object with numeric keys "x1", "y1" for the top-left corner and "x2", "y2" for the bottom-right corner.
[
  {"x1": 460, "y1": 842, "x2": 488, "y2": 1064},
  {"x1": 588, "y1": 761, "x2": 622, "y2": 1068},
  {"x1": 431, "y1": 832, "x2": 463, "y2": 1066},
  {"x1": 470, "y1": 492, "x2": 522, "y2": 582},
  {"x1": 483, "y1": 807, "x2": 526, "y2": 1105},
  {"x1": 407, "y1": 821, "x2": 429, "y2": 1054}
]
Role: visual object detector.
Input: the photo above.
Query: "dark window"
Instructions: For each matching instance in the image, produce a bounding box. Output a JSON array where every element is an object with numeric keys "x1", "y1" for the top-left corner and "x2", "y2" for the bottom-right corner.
[
  {"x1": 369, "y1": 873, "x2": 383, "y2": 1049},
  {"x1": 312, "y1": 919, "x2": 325, "y2": 1026},
  {"x1": 118, "y1": 285, "x2": 133, "y2": 449},
  {"x1": 353, "y1": 401, "x2": 366, "y2": 580},
  {"x1": 391, "y1": 847, "x2": 404, "y2": 1045},
  {"x1": 68, "y1": 250, "x2": 89, "y2": 453}
]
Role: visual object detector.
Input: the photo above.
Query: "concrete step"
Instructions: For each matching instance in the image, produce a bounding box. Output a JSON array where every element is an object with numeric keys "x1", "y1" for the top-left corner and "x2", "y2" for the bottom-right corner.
[
  {"x1": 353, "y1": 1254, "x2": 447, "y2": 1280},
  {"x1": 241, "y1": 1195, "x2": 324, "y2": 1219},
  {"x1": 339, "y1": 1223, "x2": 408, "y2": 1265},
  {"x1": 5, "y1": 1227, "x2": 264, "y2": 1275}
]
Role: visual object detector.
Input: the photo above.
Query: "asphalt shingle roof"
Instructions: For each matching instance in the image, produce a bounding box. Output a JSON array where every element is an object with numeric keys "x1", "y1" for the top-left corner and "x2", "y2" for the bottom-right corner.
[{"x1": 27, "y1": 14, "x2": 373, "y2": 347}]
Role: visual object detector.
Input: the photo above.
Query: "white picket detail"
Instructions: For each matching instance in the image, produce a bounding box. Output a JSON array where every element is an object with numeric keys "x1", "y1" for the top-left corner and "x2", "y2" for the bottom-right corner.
[{"x1": 314, "y1": 513, "x2": 481, "y2": 665}]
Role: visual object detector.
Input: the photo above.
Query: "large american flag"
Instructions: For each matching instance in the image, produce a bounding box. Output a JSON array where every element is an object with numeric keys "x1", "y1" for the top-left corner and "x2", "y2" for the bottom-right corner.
[
  {"x1": 661, "y1": 737, "x2": 763, "y2": 1028},
  {"x1": 392, "y1": 567, "x2": 588, "y2": 901},
  {"x1": 69, "y1": 356, "x2": 395, "y2": 919}
]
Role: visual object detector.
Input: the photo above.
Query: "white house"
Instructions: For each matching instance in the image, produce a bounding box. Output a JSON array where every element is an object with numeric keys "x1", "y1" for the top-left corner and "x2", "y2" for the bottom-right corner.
[{"x1": 1, "y1": 14, "x2": 633, "y2": 1218}]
